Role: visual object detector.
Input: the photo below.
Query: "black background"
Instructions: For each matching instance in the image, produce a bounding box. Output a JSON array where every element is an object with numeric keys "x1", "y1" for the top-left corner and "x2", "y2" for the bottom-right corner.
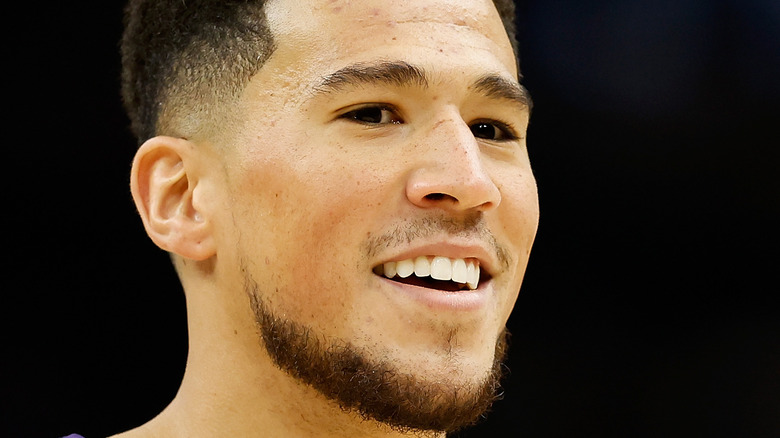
[{"x1": 5, "y1": 1, "x2": 779, "y2": 437}]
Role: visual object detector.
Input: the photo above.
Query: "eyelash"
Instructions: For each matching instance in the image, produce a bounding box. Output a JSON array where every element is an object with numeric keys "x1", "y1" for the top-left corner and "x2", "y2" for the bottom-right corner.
[
  {"x1": 339, "y1": 105, "x2": 403, "y2": 126},
  {"x1": 338, "y1": 104, "x2": 520, "y2": 142}
]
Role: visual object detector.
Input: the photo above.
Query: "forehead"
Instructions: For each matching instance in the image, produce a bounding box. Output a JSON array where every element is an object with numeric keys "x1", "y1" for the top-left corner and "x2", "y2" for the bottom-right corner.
[{"x1": 263, "y1": 0, "x2": 517, "y2": 78}]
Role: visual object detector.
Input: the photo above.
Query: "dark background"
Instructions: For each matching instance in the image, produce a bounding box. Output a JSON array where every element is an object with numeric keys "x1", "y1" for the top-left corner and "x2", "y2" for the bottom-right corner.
[{"x1": 5, "y1": 1, "x2": 779, "y2": 437}]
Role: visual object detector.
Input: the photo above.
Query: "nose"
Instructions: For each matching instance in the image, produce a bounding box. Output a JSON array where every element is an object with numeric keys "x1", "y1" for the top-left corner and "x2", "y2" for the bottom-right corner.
[{"x1": 406, "y1": 117, "x2": 501, "y2": 213}]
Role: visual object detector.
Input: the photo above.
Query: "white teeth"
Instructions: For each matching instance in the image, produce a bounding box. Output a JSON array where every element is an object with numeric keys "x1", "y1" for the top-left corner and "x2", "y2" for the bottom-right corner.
[
  {"x1": 384, "y1": 261, "x2": 397, "y2": 278},
  {"x1": 451, "y1": 258, "x2": 468, "y2": 284},
  {"x1": 382, "y1": 256, "x2": 481, "y2": 290},
  {"x1": 430, "y1": 256, "x2": 452, "y2": 281},
  {"x1": 396, "y1": 259, "x2": 414, "y2": 278},
  {"x1": 414, "y1": 256, "x2": 431, "y2": 277},
  {"x1": 467, "y1": 263, "x2": 480, "y2": 290}
]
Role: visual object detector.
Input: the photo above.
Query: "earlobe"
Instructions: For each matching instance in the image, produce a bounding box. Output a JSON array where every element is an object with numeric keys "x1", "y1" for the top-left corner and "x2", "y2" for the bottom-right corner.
[{"x1": 130, "y1": 136, "x2": 216, "y2": 261}]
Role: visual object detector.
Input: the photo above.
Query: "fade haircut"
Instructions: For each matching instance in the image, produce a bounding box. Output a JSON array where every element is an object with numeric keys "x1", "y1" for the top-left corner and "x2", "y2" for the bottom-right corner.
[{"x1": 120, "y1": 0, "x2": 519, "y2": 144}]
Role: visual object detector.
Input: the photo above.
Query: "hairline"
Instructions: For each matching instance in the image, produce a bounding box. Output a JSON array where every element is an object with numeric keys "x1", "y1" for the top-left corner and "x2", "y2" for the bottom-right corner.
[{"x1": 124, "y1": 0, "x2": 521, "y2": 144}]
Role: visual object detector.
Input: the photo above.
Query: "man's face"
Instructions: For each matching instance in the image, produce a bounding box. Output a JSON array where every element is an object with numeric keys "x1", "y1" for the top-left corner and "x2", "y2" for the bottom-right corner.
[{"x1": 209, "y1": 0, "x2": 538, "y2": 430}]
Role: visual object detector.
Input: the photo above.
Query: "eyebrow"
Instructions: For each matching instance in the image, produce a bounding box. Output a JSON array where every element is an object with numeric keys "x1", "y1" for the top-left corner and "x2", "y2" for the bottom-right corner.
[
  {"x1": 311, "y1": 60, "x2": 532, "y2": 111},
  {"x1": 314, "y1": 61, "x2": 429, "y2": 94},
  {"x1": 471, "y1": 74, "x2": 533, "y2": 111}
]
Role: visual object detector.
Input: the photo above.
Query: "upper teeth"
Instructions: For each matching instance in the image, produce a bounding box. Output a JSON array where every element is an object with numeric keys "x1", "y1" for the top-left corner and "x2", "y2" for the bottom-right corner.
[{"x1": 380, "y1": 256, "x2": 480, "y2": 290}]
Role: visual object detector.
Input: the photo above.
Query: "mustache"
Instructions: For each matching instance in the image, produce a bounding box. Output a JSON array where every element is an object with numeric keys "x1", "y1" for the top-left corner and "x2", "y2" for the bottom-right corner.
[{"x1": 364, "y1": 214, "x2": 512, "y2": 271}]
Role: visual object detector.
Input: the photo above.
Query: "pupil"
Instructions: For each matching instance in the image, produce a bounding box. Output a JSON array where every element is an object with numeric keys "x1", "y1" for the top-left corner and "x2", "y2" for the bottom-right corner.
[
  {"x1": 472, "y1": 122, "x2": 495, "y2": 139},
  {"x1": 356, "y1": 107, "x2": 383, "y2": 123}
]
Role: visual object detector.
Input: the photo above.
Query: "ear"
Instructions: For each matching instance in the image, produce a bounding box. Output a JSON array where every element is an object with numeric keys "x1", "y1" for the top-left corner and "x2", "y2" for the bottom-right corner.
[{"x1": 130, "y1": 136, "x2": 216, "y2": 261}]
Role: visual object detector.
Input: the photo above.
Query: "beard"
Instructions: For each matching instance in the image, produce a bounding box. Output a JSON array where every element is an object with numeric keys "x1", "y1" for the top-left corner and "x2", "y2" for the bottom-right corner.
[{"x1": 244, "y1": 269, "x2": 510, "y2": 434}]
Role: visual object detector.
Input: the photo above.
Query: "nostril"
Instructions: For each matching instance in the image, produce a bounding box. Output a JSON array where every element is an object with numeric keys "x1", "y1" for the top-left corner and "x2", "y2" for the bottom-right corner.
[{"x1": 424, "y1": 193, "x2": 450, "y2": 202}]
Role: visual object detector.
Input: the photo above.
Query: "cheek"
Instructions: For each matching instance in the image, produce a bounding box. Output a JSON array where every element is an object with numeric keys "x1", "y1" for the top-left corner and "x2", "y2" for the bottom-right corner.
[
  {"x1": 228, "y1": 147, "x2": 393, "y2": 326},
  {"x1": 492, "y1": 168, "x2": 539, "y2": 302},
  {"x1": 498, "y1": 167, "x2": 539, "y2": 248}
]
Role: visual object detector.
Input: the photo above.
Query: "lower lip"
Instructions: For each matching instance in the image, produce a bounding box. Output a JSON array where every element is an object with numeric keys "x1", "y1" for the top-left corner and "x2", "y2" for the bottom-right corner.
[{"x1": 375, "y1": 275, "x2": 492, "y2": 311}]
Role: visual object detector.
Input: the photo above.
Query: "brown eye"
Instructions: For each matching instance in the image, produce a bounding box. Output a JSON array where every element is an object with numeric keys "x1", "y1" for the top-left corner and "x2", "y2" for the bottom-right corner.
[
  {"x1": 342, "y1": 105, "x2": 403, "y2": 125},
  {"x1": 469, "y1": 121, "x2": 517, "y2": 141}
]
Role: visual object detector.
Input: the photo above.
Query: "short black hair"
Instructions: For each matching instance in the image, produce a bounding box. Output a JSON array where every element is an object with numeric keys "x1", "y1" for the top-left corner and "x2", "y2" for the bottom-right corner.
[{"x1": 120, "y1": 0, "x2": 519, "y2": 144}]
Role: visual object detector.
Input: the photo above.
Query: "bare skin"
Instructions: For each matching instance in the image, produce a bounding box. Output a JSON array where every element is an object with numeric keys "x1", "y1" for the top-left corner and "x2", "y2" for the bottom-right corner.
[{"x1": 117, "y1": 0, "x2": 538, "y2": 437}]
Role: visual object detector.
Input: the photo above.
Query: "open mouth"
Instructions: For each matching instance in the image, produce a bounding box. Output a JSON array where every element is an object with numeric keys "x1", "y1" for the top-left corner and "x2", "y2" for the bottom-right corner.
[{"x1": 372, "y1": 256, "x2": 489, "y2": 291}]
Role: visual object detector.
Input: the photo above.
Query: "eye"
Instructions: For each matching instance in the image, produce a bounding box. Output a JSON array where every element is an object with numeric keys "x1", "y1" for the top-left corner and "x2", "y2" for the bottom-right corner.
[
  {"x1": 340, "y1": 105, "x2": 403, "y2": 125},
  {"x1": 469, "y1": 120, "x2": 518, "y2": 141}
]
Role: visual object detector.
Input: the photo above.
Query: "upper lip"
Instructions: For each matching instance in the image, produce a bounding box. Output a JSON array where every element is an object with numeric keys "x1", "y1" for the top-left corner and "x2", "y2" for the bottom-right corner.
[{"x1": 372, "y1": 239, "x2": 501, "y2": 278}]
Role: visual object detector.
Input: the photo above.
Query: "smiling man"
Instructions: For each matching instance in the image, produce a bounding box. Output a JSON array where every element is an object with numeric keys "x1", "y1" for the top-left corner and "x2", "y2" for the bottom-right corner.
[{"x1": 113, "y1": 0, "x2": 538, "y2": 436}]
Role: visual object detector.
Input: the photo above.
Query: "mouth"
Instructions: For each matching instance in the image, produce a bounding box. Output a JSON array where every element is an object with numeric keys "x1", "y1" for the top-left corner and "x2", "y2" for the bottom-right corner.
[{"x1": 372, "y1": 256, "x2": 490, "y2": 292}]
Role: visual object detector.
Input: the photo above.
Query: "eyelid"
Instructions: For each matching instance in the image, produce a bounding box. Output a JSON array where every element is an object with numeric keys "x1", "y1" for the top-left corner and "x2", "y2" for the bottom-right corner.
[
  {"x1": 336, "y1": 103, "x2": 404, "y2": 123},
  {"x1": 333, "y1": 103, "x2": 525, "y2": 141}
]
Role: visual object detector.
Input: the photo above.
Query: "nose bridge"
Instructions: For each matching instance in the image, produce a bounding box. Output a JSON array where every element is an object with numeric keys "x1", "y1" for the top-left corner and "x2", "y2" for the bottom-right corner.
[
  {"x1": 430, "y1": 116, "x2": 483, "y2": 173},
  {"x1": 406, "y1": 114, "x2": 501, "y2": 211}
]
